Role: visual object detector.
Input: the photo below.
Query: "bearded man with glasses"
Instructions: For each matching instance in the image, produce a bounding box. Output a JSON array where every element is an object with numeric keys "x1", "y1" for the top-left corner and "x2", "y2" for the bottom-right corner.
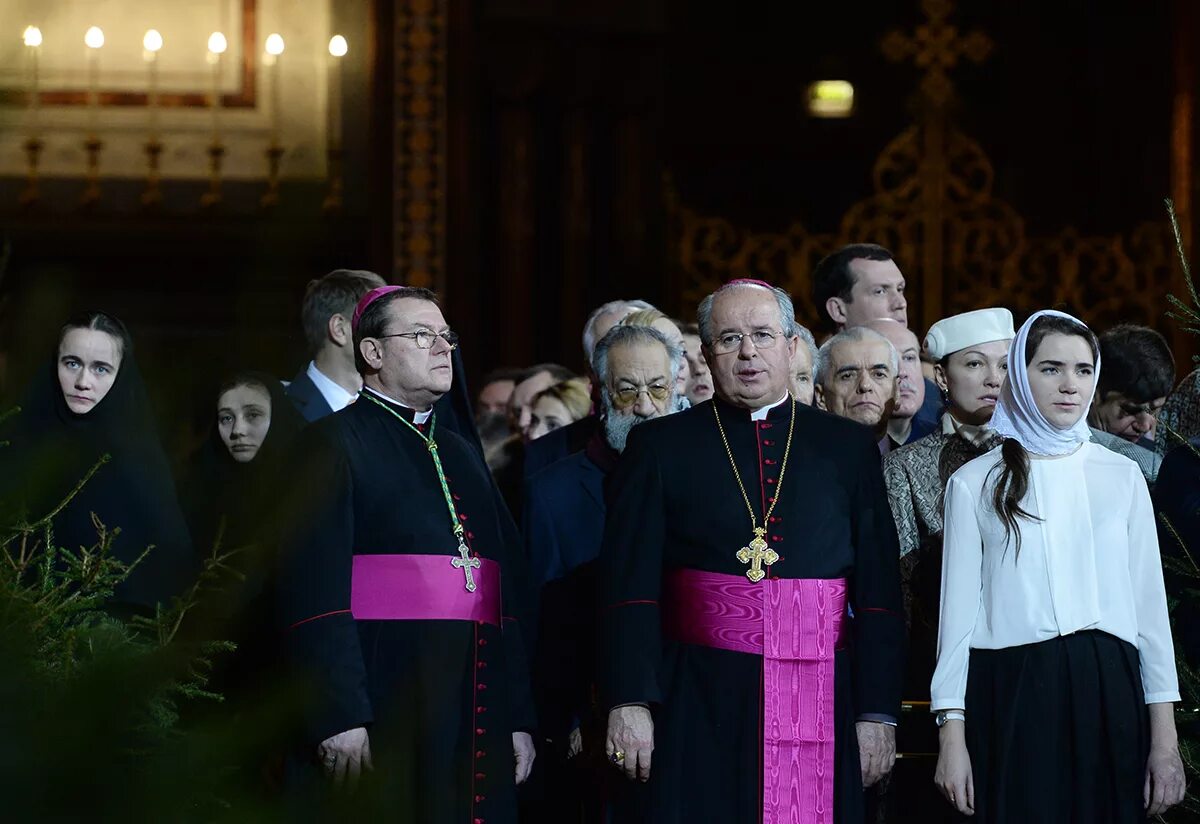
[
  {"x1": 277, "y1": 285, "x2": 536, "y2": 822},
  {"x1": 600, "y1": 278, "x2": 904, "y2": 824}
]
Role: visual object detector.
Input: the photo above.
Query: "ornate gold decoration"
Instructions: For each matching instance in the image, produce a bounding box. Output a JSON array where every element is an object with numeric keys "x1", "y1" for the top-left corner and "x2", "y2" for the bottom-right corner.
[
  {"x1": 394, "y1": 0, "x2": 447, "y2": 291},
  {"x1": 668, "y1": 0, "x2": 1170, "y2": 334}
]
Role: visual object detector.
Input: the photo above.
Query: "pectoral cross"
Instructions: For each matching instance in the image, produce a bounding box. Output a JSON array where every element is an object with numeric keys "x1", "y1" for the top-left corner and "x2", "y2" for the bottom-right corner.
[
  {"x1": 736, "y1": 527, "x2": 779, "y2": 583},
  {"x1": 452, "y1": 540, "x2": 480, "y2": 592}
]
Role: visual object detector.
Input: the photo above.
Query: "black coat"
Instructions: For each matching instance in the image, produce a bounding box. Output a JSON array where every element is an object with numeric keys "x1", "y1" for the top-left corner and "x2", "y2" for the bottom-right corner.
[
  {"x1": 1, "y1": 350, "x2": 194, "y2": 613},
  {"x1": 275, "y1": 389, "x2": 535, "y2": 823},
  {"x1": 600, "y1": 396, "x2": 905, "y2": 824}
]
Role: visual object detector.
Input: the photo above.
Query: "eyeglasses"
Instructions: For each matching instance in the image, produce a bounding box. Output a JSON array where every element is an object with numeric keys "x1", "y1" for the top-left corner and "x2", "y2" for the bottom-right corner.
[
  {"x1": 376, "y1": 330, "x2": 460, "y2": 350},
  {"x1": 710, "y1": 330, "x2": 780, "y2": 355},
  {"x1": 612, "y1": 384, "x2": 671, "y2": 406}
]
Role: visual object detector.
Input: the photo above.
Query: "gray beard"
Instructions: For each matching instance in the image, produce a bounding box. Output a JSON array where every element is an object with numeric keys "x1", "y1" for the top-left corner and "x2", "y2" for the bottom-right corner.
[{"x1": 601, "y1": 392, "x2": 684, "y2": 452}]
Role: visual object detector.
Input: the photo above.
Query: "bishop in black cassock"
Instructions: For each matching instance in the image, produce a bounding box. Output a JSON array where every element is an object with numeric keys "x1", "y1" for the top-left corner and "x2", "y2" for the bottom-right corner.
[
  {"x1": 602, "y1": 281, "x2": 904, "y2": 824},
  {"x1": 277, "y1": 286, "x2": 536, "y2": 823}
]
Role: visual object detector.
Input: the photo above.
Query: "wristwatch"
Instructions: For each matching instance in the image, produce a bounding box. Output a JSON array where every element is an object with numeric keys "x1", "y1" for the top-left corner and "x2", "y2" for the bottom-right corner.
[{"x1": 935, "y1": 710, "x2": 965, "y2": 727}]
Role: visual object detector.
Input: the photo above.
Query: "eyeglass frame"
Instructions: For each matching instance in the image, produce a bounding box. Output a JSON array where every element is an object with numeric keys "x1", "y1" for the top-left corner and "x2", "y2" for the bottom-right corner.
[
  {"x1": 374, "y1": 329, "x2": 460, "y2": 350},
  {"x1": 609, "y1": 382, "x2": 673, "y2": 408},
  {"x1": 706, "y1": 328, "x2": 790, "y2": 355}
]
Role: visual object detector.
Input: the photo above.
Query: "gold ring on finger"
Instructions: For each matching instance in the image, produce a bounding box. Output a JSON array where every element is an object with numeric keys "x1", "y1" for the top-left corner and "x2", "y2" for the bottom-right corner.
[{"x1": 610, "y1": 750, "x2": 625, "y2": 764}]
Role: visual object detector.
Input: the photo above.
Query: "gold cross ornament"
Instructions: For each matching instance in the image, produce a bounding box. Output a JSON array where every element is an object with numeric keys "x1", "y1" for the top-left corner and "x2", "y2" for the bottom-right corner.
[
  {"x1": 451, "y1": 541, "x2": 480, "y2": 592},
  {"x1": 736, "y1": 527, "x2": 779, "y2": 584}
]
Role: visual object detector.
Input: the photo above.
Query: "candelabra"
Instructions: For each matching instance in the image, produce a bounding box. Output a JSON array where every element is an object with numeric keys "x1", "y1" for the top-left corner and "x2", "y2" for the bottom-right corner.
[
  {"x1": 322, "y1": 146, "x2": 344, "y2": 213},
  {"x1": 199, "y1": 140, "x2": 225, "y2": 209},
  {"x1": 18, "y1": 136, "x2": 44, "y2": 207},
  {"x1": 260, "y1": 143, "x2": 285, "y2": 207},
  {"x1": 141, "y1": 139, "x2": 164, "y2": 207},
  {"x1": 79, "y1": 135, "x2": 104, "y2": 207}
]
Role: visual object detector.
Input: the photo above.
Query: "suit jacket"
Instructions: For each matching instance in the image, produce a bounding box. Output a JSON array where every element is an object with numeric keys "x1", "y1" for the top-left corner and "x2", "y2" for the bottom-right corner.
[
  {"x1": 523, "y1": 414, "x2": 599, "y2": 478},
  {"x1": 285, "y1": 367, "x2": 334, "y2": 423},
  {"x1": 523, "y1": 448, "x2": 608, "y2": 589}
]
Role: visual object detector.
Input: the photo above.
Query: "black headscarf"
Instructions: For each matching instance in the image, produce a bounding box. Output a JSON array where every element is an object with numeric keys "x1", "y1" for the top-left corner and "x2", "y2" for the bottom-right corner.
[
  {"x1": 0, "y1": 324, "x2": 195, "y2": 613},
  {"x1": 181, "y1": 371, "x2": 306, "y2": 558}
]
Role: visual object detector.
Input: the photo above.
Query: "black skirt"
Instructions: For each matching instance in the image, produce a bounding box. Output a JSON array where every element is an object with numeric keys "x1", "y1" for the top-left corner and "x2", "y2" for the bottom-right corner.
[{"x1": 963, "y1": 630, "x2": 1150, "y2": 824}]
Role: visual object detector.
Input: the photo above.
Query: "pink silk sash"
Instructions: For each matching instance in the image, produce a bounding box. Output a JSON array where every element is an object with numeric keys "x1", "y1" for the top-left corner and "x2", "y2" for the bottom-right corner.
[
  {"x1": 663, "y1": 569, "x2": 848, "y2": 824},
  {"x1": 350, "y1": 554, "x2": 501, "y2": 626}
]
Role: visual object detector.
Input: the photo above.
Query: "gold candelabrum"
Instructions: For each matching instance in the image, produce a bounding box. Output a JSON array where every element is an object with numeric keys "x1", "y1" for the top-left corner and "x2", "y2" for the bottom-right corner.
[
  {"x1": 18, "y1": 136, "x2": 44, "y2": 207},
  {"x1": 199, "y1": 140, "x2": 225, "y2": 209},
  {"x1": 79, "y1": 135, "x2": 104, "y2": 208},
  {"x1": 141, "y1": 139, "x2": 164, "y2": 207},
  {"x1": 323, "y1": 144, "x2": 344, "y2": 213},
  {"x1": 261, "y1": 142, "x2": 285, "y2": 207}
]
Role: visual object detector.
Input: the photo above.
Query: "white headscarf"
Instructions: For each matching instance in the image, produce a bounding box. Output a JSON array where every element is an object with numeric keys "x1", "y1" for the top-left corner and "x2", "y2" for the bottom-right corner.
[{"x1": 989, "y1": 309, "x2": 1100, "y2": 456}]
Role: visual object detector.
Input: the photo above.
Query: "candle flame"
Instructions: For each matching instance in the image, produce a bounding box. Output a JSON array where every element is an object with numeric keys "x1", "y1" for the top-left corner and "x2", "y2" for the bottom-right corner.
[
  {"x1": 84, "y1": 26, "x2": 105, "y2": 50},
  {"x1": 23, "y1": 26, "x2": 42, "y2": 48},
  {"x1": 328, "y1": 35, "x2": 348, "y2": 58},
  {"x1": 143, "y1": 29, "x2": 163, "y2": 52},
  {"x1": 208, "y1": 31, "x2": 227, "y2": 55},
  {"x1": 265, "y1": 33, "x2": 285, "y2": 56}
]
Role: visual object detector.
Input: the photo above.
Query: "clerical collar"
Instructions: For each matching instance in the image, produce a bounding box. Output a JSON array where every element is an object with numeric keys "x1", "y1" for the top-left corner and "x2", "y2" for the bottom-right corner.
[
  {"x1": 362, "y1": 386, "x2": 432, "y2": 425},
  {"x1": 750, "y1": 394, "x2": 790, "y2": 421}
]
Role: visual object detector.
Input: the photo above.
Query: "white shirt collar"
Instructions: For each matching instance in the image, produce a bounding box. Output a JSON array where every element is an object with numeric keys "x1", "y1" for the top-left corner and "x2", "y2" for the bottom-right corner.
[
  {"x1": 362, "y1": 386, "x2": 433, "y2": 424},
  {"x1": 750, "y1": 393, "x2": 790, "y2": 421},
  {"x1": 306, "y1": 361, "x2": 356, "y2": 413}
]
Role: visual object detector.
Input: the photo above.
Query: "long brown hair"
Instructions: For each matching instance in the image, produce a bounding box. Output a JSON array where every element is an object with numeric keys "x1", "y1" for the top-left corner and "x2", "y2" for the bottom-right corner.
[{"x1": 986, "y1": 314, "x2": 1099, "y2": 556}]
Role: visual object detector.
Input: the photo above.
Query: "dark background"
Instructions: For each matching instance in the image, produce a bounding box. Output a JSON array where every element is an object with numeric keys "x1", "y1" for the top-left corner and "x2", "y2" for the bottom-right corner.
[{"x1": 0, "y1": 0, "x2": 1190, "y2": 457}]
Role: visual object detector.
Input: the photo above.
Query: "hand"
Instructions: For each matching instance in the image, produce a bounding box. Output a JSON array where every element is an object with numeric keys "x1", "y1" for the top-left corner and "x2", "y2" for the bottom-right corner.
[
  {"x1": 856, "y1": 721, "x2": 896, "y2": 788},
  {"x1": 606, "y1": 705, "x2": 654, "y2": 782},
  {"x1": 317, "y1": 726, "x2": 373, "y2": 790},
  {"x1": 513, "y1": 732, "x2": 536, "y2": 785},
  {"x1": 934, "y1": 725, "x2": 974, "y2": 816},
  {"x1": 1144, "y1": 744, "x2": 1186, "y2": 816},
  {"x1": 567, "y1": 727, "x2": 583, "y2": 759}
]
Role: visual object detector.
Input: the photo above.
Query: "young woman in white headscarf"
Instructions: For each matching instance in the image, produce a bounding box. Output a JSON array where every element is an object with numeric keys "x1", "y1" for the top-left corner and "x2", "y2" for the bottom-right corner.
[{"x1": 931, "y1": 310, "x2": 1183, "y2": 822}]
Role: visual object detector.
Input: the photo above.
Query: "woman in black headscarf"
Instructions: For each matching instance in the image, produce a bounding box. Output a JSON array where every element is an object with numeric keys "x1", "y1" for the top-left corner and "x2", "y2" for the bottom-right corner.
[
  {"x1": 182, "y1": 371, "x2": 306, "y2": 560},
  {"x1": 0, "y1": 311, "x2": 194, "y2": 615}
]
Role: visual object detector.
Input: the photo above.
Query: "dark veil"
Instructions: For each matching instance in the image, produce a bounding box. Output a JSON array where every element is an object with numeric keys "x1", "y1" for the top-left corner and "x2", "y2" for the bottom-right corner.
[
  {"x1": 181, "y1": 370, "x2": 307, "y2": 557},
  {"x1": 0, "y1": 333, "x2": 195, "y2": 613}
]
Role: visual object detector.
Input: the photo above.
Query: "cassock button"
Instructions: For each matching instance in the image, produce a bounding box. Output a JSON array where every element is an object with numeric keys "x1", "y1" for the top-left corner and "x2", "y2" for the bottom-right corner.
[
  {"x1": 764, "y1": 458, "x2": 777, "y2": 465},
  {"x1": 475, "y1": 773, "x2": 487, "y2": 781},
  {"x1": 478, "y1": 638, "x2": 488, "y2": 646},
  {"x1": 767, "y1": 497, "x2": 775, "y2": 504},
  {"x1": 766, "y1": 478, "x2": 776, "y2": 485},
  {"x1": 476, "y1": 750, "x2": 486, "y2": 758},
  {"x1": 763, "y1": 439, "x2": 774, "y2": 446},
  {"x1": 478, "y1": 683, "x2": 488, "y2": 691},
  {"x1": 453, "y1": 493, "x2": 463, "y2": 501},
  {"x1": 477, "y1": 661, "x2": 487, "y2": 670},
  {"x1": 467, "y1": 531, "x2": 475, "y2": 540},
  {"x1": 460, "y1": 514, "x2": 469, "y2": 522},
  {"x1": 476, "y1": 728, "x2": 487, "y2": 735},
  {"x1": 771, "y1": 535, "x2": 783, "y2": 543},
  {"x1": 477, "y1": 706, "x2": 488, "y2": 714},
  {"x1": 475, "y1": 795, "x2": 485, "y2": 803},
  {"x1": 769, "y1": 516, "x2": 781, "y2": 524},
  {"x1": 760, "y1": 422, "x2": 773, "y2": 430}
]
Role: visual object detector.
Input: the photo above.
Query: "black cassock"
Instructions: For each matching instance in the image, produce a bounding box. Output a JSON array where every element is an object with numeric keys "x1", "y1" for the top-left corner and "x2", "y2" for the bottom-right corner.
[
  {"x1": 601, "y1": 397, "x2": 904, "y2": 824},
  {"x1": 276, "y1": 389, "x2": 535, "y2": 823}
]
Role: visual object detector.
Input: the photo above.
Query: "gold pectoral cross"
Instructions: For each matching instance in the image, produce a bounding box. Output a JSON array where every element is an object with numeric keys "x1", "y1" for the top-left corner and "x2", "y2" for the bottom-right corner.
[
  {"x1": 736, "y1": 527, "x2": 779, "y2": 583},
  {"x1": 451, "y1": 540, "x2": 480, "y2": 592}
]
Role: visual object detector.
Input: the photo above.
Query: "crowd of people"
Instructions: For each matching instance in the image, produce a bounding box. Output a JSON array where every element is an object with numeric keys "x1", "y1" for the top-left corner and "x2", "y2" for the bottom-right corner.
[{"x1": 0, "y1": 242, "x2": 1196, "y2": 823}]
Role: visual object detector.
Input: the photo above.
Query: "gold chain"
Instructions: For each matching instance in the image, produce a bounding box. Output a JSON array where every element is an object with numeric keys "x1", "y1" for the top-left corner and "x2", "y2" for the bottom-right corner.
[{"x1": 712, "y1": 395, "x2": 797, "y2": 532}]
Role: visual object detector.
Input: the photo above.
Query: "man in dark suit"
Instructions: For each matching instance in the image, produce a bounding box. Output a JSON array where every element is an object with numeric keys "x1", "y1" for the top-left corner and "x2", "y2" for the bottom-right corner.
[
  {"x1": 286, "y1": 269, "x2": 386, "y2": 422},
  {"x1": 522, "y1": 324, "x2": 682, "y2": 823}
]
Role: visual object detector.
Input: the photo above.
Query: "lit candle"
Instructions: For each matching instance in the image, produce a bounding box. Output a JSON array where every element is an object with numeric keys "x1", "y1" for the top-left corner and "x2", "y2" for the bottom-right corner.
[
  {"x1": 23, "y1": 26, "x2": 42, "y2": 138},
  {"x1": 327, "y1": 35, "x2": 347, "y2": 150},
  {"x1": 84, "y1": 26, "x2": 104, "y2": 134},
  {"x1": 143, "y1": 29, "x2": 163, "y2": 141},
  {"x1": 207, "y1": 31, "x2": 227, "y2": 143},
  {"x1": 264, "y1": 33, "x2": 285, "y2": 146}
]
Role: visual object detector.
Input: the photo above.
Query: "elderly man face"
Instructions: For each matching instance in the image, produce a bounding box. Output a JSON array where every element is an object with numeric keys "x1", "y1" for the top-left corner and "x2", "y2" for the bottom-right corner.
[
  {"x1": 682, "y1": 332, "x2": 713, "y2": 403},
  {"x1": 603, "y1": 339, "x2": 675, "y2": 452},
  {"x1": 862, "y1": 319, "x2": 924, "y2": 419},
  {"x1": 703, "y1": 287, "x2": 798, "y2": 409},
  {"x1": 816, "y1": 337, "x2": 897, "y2": 431},
  {"x1": 789, "y1": 342, "x2": 815, "y2": 406},
  {"x1": 359, "y1": 297, "x2": 455, "y2": 409}
]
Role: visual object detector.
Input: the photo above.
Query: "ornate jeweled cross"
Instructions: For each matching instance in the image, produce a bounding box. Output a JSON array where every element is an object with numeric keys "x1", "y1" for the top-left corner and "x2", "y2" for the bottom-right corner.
[
  {"x1": 736, "y1": 527, "x2": 779, "y2": 584},
  {"x1": 452, "y1": 541, "x2": 480, "y2": 592}
]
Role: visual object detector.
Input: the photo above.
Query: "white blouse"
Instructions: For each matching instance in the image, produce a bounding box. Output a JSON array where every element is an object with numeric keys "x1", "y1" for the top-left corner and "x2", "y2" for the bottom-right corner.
[{"x1": 931, "y1": 442, "x2": 1180, "y2": 711}]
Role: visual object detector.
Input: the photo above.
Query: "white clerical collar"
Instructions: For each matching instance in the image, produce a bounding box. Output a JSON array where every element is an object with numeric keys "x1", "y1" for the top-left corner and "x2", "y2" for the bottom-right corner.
[
  {"x1": 307, "y1": 361, "x2": 357, "y2": 412},
  {"x1": 750, "y1": 394, "x2": 790, "y2": 421},
  {"x1": 362, "y1": 386, "x2": 433, "y2": 424}
]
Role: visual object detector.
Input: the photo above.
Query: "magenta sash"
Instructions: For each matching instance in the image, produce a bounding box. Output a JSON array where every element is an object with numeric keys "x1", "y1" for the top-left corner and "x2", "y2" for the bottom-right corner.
[
  {"x1": 664, "y1": 569, "x2": 848, "y2": 824},
  {"x1": 350, "y1": 554, "x2": 501, "y2": 626}
]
